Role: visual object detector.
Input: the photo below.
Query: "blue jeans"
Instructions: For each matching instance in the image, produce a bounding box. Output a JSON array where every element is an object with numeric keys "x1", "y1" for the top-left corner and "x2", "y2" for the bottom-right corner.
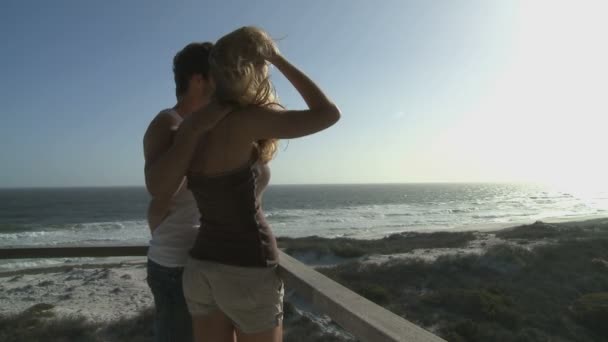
[{"x1": 147, "y1": 259, "x2": 193, "y2": 342}]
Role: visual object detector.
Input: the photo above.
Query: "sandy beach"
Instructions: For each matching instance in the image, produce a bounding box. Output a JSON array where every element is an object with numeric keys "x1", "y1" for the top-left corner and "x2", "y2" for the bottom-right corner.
[
  {"x1": 2, "y1": 217, "x2": 608, "y2": 341},
  {"x1": 0, "y1": 260, "x2": 151, "y2": 322}
]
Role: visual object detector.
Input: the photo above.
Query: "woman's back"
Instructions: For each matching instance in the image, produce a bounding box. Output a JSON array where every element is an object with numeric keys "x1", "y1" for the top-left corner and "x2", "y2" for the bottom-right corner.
[{"x1": 189, "y1": 111, "x2": 268, "y2": 179}]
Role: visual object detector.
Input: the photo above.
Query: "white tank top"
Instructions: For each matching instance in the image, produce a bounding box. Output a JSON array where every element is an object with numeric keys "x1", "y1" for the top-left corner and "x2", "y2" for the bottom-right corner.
[{"x1": 147, "y1": 109, "x2": 200, "y2": 267}]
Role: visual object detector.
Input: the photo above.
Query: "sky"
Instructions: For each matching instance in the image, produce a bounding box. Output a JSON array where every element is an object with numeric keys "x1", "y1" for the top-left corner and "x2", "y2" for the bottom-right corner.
[{"x1": 0, "y1": 0, "x2": 606, "y2": 188}]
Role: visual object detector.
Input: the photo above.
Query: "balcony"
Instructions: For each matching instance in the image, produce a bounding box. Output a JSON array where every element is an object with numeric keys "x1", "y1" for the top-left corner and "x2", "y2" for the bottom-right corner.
[{"x1": 0, "y1": 246, "x2": 445, "y2": 342}]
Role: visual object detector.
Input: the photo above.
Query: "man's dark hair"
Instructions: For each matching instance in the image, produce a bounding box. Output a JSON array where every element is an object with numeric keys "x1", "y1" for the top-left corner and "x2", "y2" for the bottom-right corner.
[{"x1": 173, "y1": 42, "x2": 213, "y2": 98}]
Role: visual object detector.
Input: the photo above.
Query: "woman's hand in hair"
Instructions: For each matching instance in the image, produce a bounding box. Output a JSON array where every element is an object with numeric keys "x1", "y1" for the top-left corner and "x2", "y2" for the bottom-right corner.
[{"x1": 263, "y1": 38, "x2": 280, "y2": 64}]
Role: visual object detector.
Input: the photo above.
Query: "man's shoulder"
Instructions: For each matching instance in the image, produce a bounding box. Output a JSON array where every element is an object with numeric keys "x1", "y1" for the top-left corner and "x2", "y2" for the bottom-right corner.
[
  {"x1": 155, "y1": 108, "x2": 181, "y2": 122},
  {"x1": 144, "y1": 109, "x2": 181, "y2": 142},
  {"x1": 149, "y1": 108, "x2": 181, "y2": 130}
]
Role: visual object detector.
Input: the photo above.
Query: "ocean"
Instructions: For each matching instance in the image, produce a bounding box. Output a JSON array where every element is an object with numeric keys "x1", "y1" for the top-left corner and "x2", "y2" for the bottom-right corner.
[
  {"x1": 1, "y1": 183, "x2": 607, "y2": 248},
  {"x1": 1, "y1": 183, "x2": 607, "y2": 270}
]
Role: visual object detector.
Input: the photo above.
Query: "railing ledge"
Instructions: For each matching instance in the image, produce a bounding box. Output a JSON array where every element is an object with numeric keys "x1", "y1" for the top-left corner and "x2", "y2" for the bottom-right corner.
[{"x1": 0, "y1": 246, "x2": 446, "y2": 342}]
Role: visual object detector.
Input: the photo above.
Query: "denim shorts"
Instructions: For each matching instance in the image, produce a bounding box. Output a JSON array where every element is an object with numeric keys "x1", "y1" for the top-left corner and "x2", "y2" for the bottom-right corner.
[
  {"x1": 147, "y1": 259, "x2": 193, "y2": 342},
  {"x1": 182, "y1": 257, "x2": 284, "y2": 334}
]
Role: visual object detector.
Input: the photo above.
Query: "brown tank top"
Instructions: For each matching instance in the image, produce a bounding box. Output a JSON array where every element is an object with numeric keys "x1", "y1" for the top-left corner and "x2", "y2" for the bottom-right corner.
[{"x1": 187, "y1": 158, "x2": 278, "y2": 268}]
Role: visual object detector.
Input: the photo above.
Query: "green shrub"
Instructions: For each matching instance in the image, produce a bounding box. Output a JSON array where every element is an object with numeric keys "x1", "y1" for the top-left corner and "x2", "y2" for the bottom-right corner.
[
  {"x1": 320, "y1": 230, "x2": 608, "y2": 341},
  {"x1": 279, "y1": 231, "x2": 476, "y2": 260},
  {"x1": 0, "y1": 303, "x2": 100, "y2": 342},
  {"x1": 424, "y1": 288, "x2": 519, "y2": 327},
  {"x1": 354, "y1": 284, "x2": 391, "y2": 305},
  {"x1": 330, "y1": 243, "x2": 366, "y2": 258},
  {"x1": 571, "y1": 292, "x2": 608, "y2": 336}
]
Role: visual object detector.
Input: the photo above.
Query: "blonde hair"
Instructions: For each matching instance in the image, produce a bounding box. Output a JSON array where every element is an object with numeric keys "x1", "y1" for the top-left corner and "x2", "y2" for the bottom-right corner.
[{"x1": 209, "y1": 26, "x2": 280, "y2": 163}]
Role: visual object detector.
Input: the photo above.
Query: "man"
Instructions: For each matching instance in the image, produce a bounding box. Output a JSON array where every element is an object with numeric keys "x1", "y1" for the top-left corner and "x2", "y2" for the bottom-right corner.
[{"x1": 143, "y1": 42, "x2": 229, "y2": 342}]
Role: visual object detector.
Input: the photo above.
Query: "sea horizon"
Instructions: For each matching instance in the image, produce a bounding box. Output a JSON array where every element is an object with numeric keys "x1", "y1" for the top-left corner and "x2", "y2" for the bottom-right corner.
[
  {"x1": 2, "y1": 183, "x2": 606, "y2": 246},
  {"x1": 0, "y1": 180, "x2": 572, "y2": 190}
]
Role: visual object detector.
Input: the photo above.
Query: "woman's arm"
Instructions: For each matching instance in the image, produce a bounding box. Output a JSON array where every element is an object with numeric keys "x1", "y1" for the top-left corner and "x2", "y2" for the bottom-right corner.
[
  {"x1": 271, "y1": 54, "x2": 339, "y2": 115},
  {"x1": 235, "y1": 54, "x2": 341, "y2": 139}
]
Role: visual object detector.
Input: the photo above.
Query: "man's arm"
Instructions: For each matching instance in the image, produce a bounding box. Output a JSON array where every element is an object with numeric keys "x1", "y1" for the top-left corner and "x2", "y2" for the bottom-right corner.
[
  {"x1": 143, "y1": 102, "x2": 230, "y2": 199},
  {"x1": 143, "y1": 112, "x2": 196, "y2": 200},
  {"x1": 147, "y1": 196, "x2": 172, "y2": 232}
]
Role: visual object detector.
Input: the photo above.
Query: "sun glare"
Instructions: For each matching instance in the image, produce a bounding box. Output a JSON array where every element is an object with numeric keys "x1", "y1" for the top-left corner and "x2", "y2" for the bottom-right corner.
[{"x1": 426, "y1": 1, "x2": 608, "y2": 190}]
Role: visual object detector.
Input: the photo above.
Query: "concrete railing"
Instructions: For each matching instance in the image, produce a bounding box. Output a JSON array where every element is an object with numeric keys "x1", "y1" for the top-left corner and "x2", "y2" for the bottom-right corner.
[{"x1": 0, "y1": 246, "x2": 445, "y2": 342}]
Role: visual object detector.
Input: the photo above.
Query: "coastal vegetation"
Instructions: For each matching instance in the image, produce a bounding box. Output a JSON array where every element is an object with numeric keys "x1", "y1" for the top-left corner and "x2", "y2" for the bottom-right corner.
[{"x1": 2, "y1": 220, "x2": 608, "y2": 341}]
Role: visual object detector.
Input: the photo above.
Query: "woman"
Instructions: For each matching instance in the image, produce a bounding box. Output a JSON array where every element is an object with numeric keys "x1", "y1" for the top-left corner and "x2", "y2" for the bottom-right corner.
[{"x1": 182, "y1": 26, "x2": 340, "y2": 342}]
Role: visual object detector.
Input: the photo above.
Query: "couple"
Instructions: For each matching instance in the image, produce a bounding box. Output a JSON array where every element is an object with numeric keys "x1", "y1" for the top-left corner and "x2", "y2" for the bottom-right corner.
[{"x1": 143, "y1": 27, "x2": 340, "y2": 342}]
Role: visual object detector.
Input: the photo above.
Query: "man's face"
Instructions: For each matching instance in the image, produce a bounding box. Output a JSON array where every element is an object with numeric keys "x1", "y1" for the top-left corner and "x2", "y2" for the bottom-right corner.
[{"x1": 189, "y1": 74, "x2": 212, "y2": 102}]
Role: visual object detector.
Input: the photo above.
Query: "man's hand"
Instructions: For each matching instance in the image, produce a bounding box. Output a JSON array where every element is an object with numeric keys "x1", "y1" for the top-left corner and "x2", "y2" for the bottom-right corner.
[
  {"x1": 180, "y1": 100, "x2": 232, "y2": 136},
  {"x1": 144, "y1": 102, "x2": 232, "y2": 200}
]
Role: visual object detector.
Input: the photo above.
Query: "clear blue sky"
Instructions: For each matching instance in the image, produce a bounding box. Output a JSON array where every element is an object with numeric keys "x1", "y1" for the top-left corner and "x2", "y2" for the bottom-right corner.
[{"x1": 1, "y1": 1, "x2": 606, "y2": 188}]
